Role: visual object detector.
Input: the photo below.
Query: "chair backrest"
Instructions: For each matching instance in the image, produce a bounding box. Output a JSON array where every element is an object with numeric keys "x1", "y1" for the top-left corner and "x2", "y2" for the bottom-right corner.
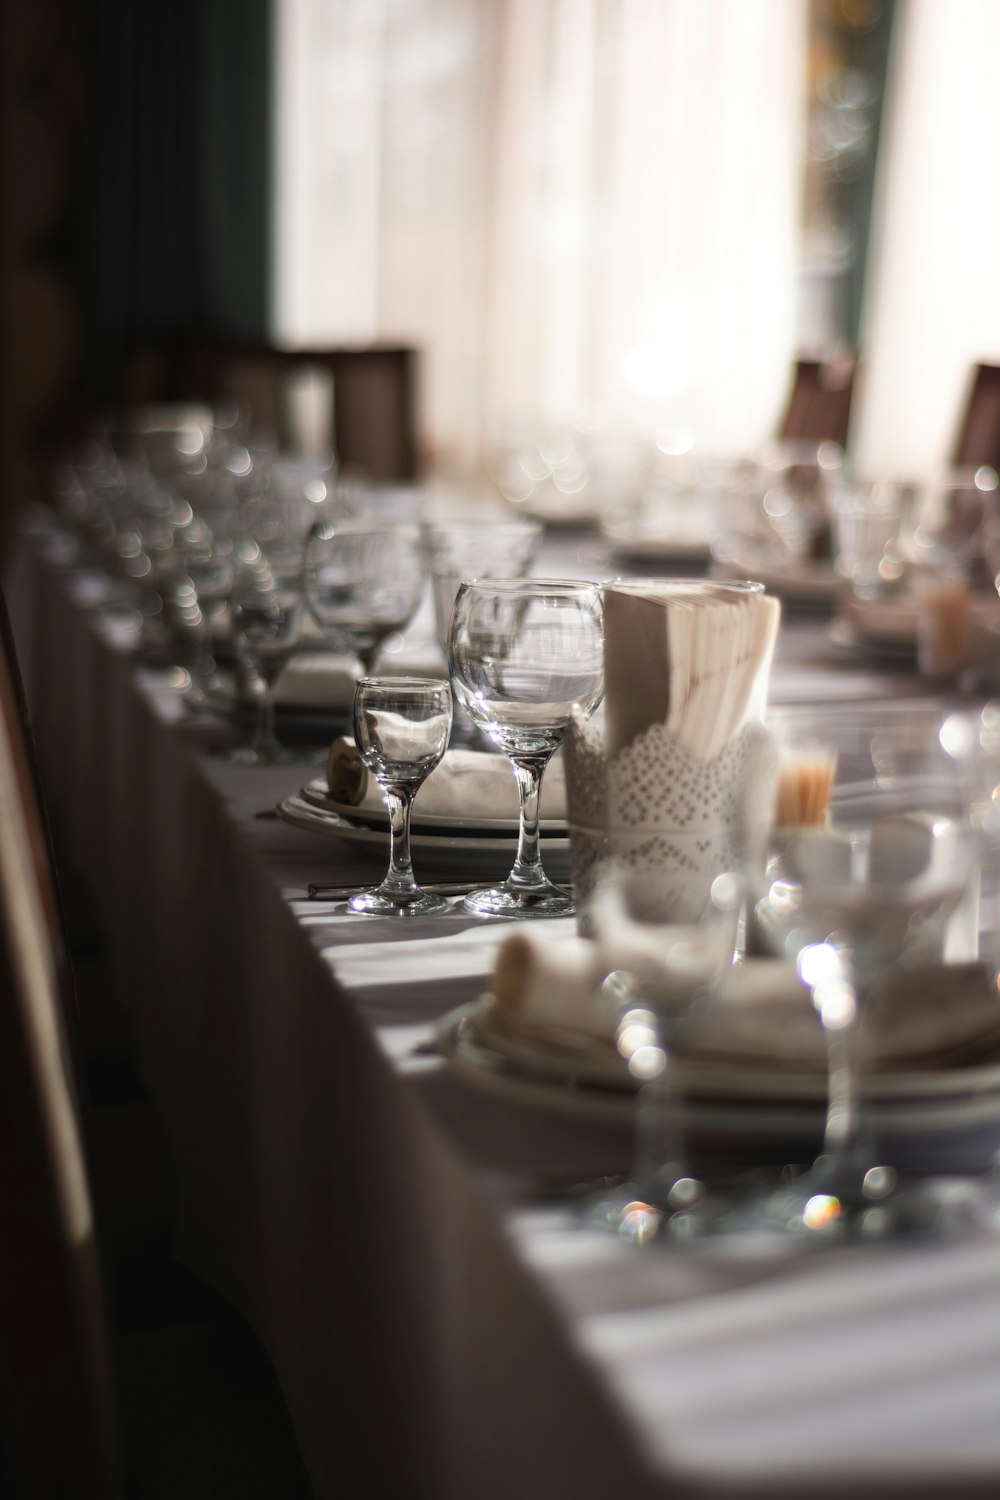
[
  {"x1": 121, "y1": 335, "x2": 419, "y2": 482},
  {"x1": 0, "y1": 610, "x2": 123, "y2": 1498},
  {"x1": 953, "y1": 363, "x2": 1000, "y2": 472},
  {"x1": 778, "y1": 356, "x2": 856, "y2": 447}
]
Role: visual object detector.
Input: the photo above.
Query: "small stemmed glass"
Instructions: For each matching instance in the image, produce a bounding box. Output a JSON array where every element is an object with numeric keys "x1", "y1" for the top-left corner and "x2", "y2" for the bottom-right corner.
[
  {"x1": 346, "y1": 677, "x2": 453, "y2": 917},
  {"x1": 303, "y1": 519, "x2": 425, "y2": 676},
  {"x1": 448, "y1": 578, "x2": 604, "y2": 918},
  {"x1": 228, "y1": 571, "x2": 303, "y2": 765}
]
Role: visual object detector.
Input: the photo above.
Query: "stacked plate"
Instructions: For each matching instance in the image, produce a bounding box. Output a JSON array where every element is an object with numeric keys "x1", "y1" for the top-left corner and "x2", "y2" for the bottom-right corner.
[
  {"x1": 278, "y1": 777, "x2": 573, "y2": 877},
  {"x1": 436, "y1": 983, "x2": 1000, "y2": 1173}
]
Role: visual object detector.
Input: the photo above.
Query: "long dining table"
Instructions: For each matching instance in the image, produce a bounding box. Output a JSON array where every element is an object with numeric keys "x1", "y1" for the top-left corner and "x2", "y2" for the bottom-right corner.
[{"x1": 6, "y1": 510, "x2": 1000, "y2": 1500}]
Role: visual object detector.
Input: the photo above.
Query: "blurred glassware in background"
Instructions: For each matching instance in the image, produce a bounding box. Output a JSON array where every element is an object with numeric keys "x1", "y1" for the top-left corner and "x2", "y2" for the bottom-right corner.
[
  {"x1": 829, "y1": 479, "x2": 904, "y2": 594},
  {"x1": 705, "y1": 441, "x2": 845, "y2": 578},
  {"x1": 168, "y1": 518, "x2": 236, "y2": 705},
  {"x1": 489, "y1": 426, "x2": 643, "y2": 527},
  {"x1": 586, "y1": 865, "x2": 745, "y2": 1243},
  {"x1": 422, "y1": 519, "x2": 543, "y2": 659},
  {"x1": 757, "y1": 439, "x2": 844, "y2": 563},
  {"x1": 303, "y1": 519, "x2": 425, "y2": 677},
  {"x1": 898, "y1": 467, "x2": 997, "y2": 579},
  {"x1": 228, "y1": 560, "x2": 304, "y2": 766}
]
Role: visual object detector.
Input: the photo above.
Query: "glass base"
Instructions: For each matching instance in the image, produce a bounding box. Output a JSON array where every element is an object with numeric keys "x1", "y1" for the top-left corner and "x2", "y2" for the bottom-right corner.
[
  {"x1": 582, "y1": 1156, "x2": 1000, "y2": 1248},
  {"x1": 585, "y1": 1176, "x2": 723, "y2": 1246},
  {"x1": 461, "y1": 879, "x2": 574, "y2": 919},
  {"x1": 346, "y1": 886, "x2": 450, "y2": 918},
  {"x1": 729, "y1": 1154, "x2": 1000, "y2": 1242}
]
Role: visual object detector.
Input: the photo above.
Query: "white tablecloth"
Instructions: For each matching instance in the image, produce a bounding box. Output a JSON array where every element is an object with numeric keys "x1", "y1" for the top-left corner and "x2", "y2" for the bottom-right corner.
[{"x1": 6, "y1": 516, "x2": 1000, "y2": 1500}]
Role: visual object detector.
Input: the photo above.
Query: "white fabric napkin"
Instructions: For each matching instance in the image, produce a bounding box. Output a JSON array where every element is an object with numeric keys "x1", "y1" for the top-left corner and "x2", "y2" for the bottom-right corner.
[
  {"x1": 325, "y1": 739, "x2": 567, "y2": 822},
  {"x1": 271, "y1": 645, "x2": 448, "y2": 709},
  {"x1": 272, "y1": 652, "x2": 358, "y2": 708},
  {"x1": 602, "y1": 583, "x2": 780, "y2": 760},
  {"x1": 482, "y1": 926, "x2": 1000, "y2": 1077}
]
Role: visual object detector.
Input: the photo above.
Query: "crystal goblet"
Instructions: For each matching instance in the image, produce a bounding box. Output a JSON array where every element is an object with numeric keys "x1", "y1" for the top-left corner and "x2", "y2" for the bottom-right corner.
[
  {"x1": 175, "y1": 525, "x2": 235, "y2": 704},
  {"x1": 448, "y1": 578, "x2": 604, "y2": 918},
  {"x1": 303, "y1": 520, "x2": 425, "y2": 676},
  {"x1": 228, "y1": 580, "x2": 303, "y2": 765},
  {"x1": 423, "y1": 520, "x2": 543, "y2": 658},
  {"x1": 347, "y1": 677, "x2": 454, "y2": 917}
]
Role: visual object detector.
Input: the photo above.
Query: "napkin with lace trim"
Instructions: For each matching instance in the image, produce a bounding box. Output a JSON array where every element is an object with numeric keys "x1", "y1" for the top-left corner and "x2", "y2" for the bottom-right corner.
[{"x1": 565, "y1": 583, "x2": 782, "y2": 924}]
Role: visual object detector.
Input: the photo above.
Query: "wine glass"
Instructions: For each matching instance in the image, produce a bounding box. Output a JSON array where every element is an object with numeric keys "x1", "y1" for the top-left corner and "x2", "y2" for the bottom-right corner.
[
  {"x1": 586, "y1": 865, "x2": 744, "y2": 1244},
  {"x1": 747, "y1": 703, "x2": 980, "y2": 1237},
  {"x1": 347, "y1": 677, "x2": 453, "y2": 917},
  {"x1": 302, "y1": 520, "x2": 425, "y2": 676},
  {"x1": 172, "y1": 521, "x2": 235, "y2": 704},
  {"x1": 228, "y1": 570, "x2": 304, "y2": 765},
  {"x1": 448, "y1": 578, "x2": 604, "y2": 918},
  {"x1": 423, "y1": 520, "x2": 543, "y2": 658},
  {"x1": 423, "y1": 518, "x2": 543, "y2": 745}
]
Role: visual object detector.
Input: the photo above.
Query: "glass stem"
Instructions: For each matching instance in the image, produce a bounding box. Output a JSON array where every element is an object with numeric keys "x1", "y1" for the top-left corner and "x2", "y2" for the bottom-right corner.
[
  {"x1": 380, "y1": 785, "x2": 419, "y2": 896},
  {"x1": 635, "y1": 1044, "x2": 689, "y2": 1205},
  {"x1": 817, "y1": 986, "x2": 870, "y2": 1179},
  {"x1": 252, "y1": 684, "x2": 281, "y2": 759},
  {"x1": 192, "y1": 616, "x2": 212, "y2": 691},
  {"x1": 509, "y1": 755, "x2": 551, "y2": 891}
]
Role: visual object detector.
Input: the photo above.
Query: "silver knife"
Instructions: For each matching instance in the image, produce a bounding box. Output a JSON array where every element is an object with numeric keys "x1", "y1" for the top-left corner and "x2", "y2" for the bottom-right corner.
[{"x1": 306, "y1": 879, "x2": 487, "y2": 900}]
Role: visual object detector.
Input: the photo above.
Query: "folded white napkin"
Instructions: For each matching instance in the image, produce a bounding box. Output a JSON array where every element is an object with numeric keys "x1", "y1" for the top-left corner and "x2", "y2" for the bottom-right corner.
[
  {"x1": 482, "y1": 925, "x2": 1000, "y2": 1077},
  {"x1": 565, "y1": 584, "x2": 781, "y2": 928},
  {"x1": 602, "y1": 583, "x2": 780, "y2": 760},
  {"x1": 272, "y1": 652, "x2": 358, "y2": 709},
  {"x1": 326, "y1": 739, "x2": 567, "y2": 821},
  {"x1": 271, "y1": 645, "x2": 448, "y2": 709}
]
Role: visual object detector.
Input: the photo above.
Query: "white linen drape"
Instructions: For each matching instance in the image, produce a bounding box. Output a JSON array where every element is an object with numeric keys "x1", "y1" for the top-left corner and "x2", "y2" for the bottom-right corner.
[
  {"x1": 852, "y1": 0, "x2": 1000, "y2": 480},
  {"x1": 273, "y1": 0, "x2": 807, "y2": 470}
]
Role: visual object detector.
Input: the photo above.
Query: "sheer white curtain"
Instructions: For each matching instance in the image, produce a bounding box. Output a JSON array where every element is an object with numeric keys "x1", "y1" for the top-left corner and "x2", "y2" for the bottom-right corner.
[
  {"x1": 274, "y1": 0, "x2": 807, "y2": 470},
  {"x1": 852, "y1": 0, "x2": 1000, "y2": 479}
]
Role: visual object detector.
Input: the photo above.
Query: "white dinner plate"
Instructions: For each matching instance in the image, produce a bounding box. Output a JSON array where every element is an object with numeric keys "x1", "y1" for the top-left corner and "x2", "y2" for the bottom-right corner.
[
  {"x1": 827, "y1": 618, "x2": 918, "y2": 667},
  {"x1": 299, "y1": 777, "x2": 567, "y2": 837},
  {"x1": 277, "y1": 792, "x2": 573, "y2": 876},
  {"x1": 436, "y1": 996, "x2": 1000, "y2": 1143},
  {"x1": 713, "y1": 554, "x2": 842, "y2": 608},
  {"x1": 601, "y1": 519, "x2": 711, "y2": 565}
]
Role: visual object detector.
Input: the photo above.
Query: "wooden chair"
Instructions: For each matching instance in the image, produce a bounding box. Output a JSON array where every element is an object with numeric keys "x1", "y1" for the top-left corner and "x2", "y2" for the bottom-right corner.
[
  {"x1": 778, "y1": 355, "x2": 856, "y2": 448},
  {"x1": 121, "y1": 334, "x2": 420, "y2": 482},
  {"x1": 952, "y1": 363, "x2": 1000, "y2": 472}
]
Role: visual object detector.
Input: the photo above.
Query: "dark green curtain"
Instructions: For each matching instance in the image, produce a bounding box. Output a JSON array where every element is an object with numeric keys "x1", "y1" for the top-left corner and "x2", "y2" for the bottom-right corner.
[
  {"x1": 842, "y1": 0, "x2": 896, "y2": 348},
  {"x1": 89, "y1": 0, "x2": 273, "y2": 398}
]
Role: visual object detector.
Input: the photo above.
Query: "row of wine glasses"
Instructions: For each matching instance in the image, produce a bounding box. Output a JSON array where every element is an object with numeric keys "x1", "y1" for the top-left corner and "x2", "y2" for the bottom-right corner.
[{"x1": 232, "y1": 513, "x2": 547, "y2": 765}]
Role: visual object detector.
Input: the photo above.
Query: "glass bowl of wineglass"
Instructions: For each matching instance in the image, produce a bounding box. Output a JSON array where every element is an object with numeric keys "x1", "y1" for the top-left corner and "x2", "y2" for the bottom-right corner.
[
  {"x1": 302, "y1": 519, "x2": 425, "y2": 677},
  {"x1": 448, "y1": 578, "x2": 604, "y2": 918}
]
